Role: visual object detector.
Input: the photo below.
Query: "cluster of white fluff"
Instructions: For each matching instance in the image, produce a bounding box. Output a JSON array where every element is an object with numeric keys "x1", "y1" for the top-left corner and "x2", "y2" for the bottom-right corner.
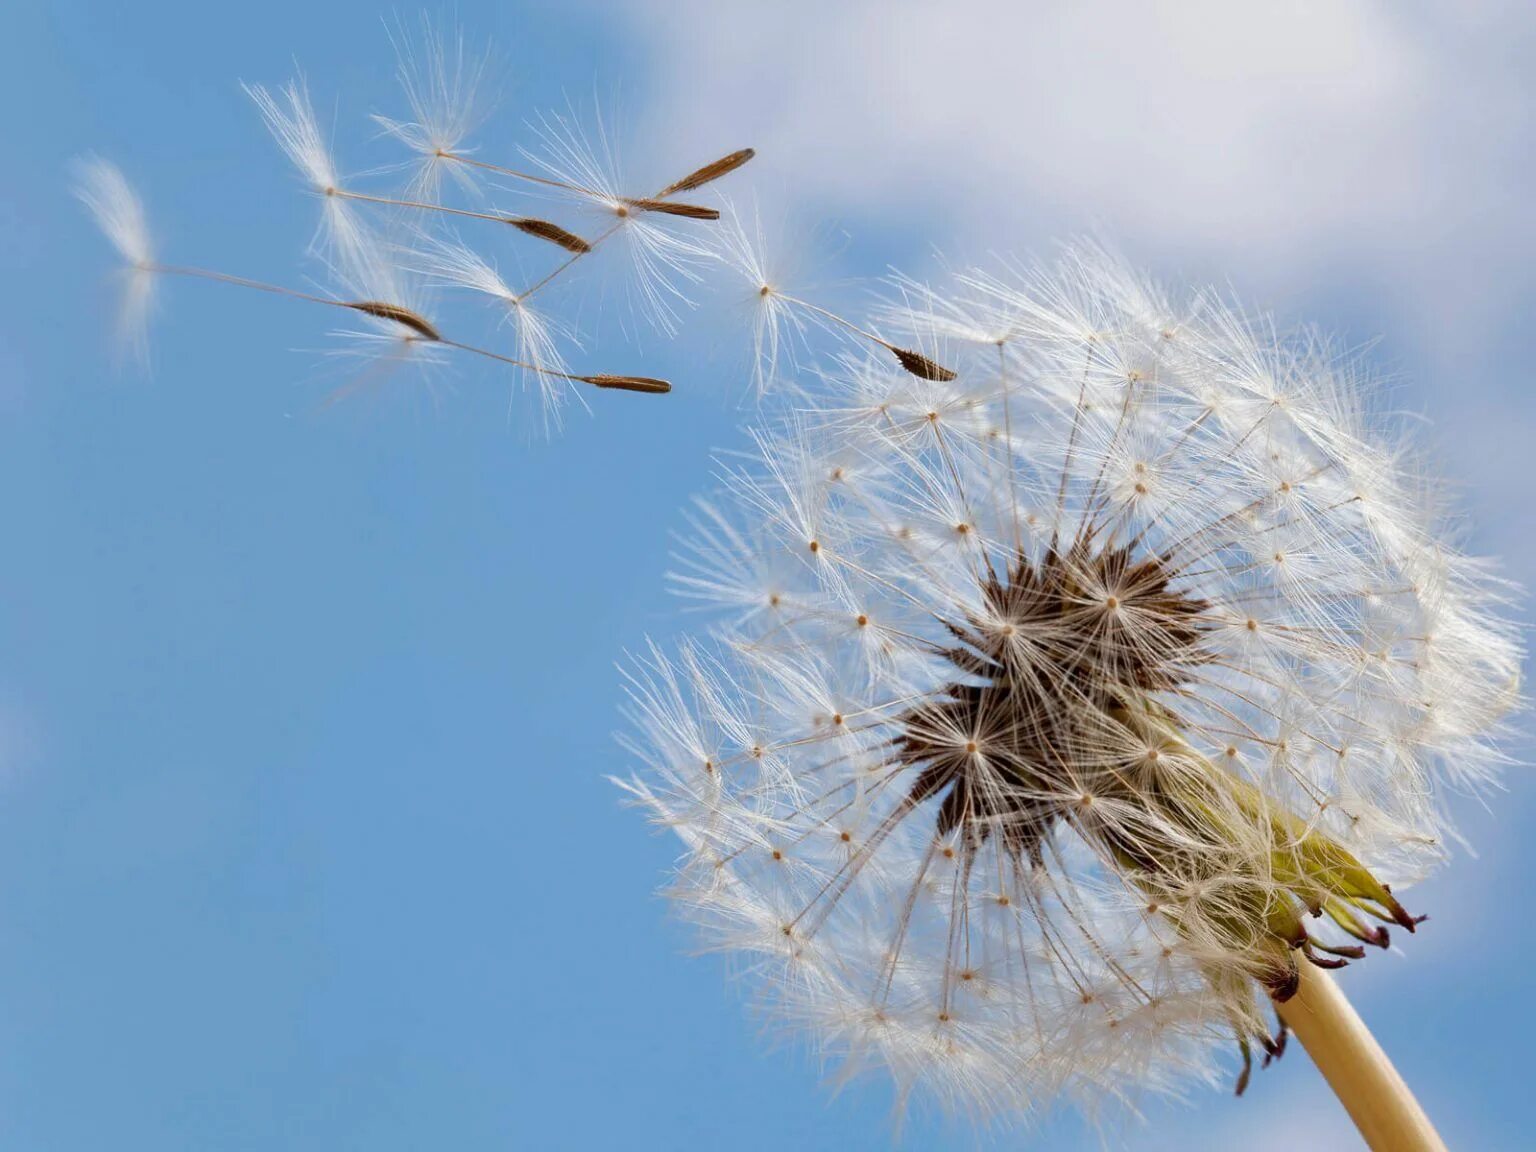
[{"x1": 619, "y1": 246, "x2": 1521, "y2": 1122}]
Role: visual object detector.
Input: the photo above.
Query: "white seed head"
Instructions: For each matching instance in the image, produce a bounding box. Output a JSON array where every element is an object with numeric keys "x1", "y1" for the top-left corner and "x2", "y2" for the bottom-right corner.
[{"x1": 622, "y1": 246, "x2": 1523, "y2": 1126}]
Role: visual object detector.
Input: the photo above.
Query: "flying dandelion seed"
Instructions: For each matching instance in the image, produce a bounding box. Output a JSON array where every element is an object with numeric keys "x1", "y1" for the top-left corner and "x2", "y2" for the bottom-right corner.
[
  {"x1": 408, "y1": 229, "x2": 581, "y2": 427},
  {"x1": 73, "y1": 160, "x2": 672, "y2": 407},
  {"x1": 710, "y1": 205, "x2": 957, "y2": 388},
  {"x1": 709, "y1": 199, "x2": 831, "y2": 398},
  {"x1": 70, "y1": 155, "x2": 157, "y2": 368},
  {"x1": 372, "y1": 15, "x2": 493, "y2": 202},
  {"x1": 244, "y1": 77, "x2": 375, "y2": 280},
  {"x1": 619, "y1": 245, "x2": 1522, "y2": 1131},
  {"x1": 74, "y1": 23, "x2": 753, "y2": 424}
]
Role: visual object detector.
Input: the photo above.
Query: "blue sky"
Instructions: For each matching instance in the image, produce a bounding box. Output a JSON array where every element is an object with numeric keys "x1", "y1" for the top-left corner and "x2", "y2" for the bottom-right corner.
[{"x1": 3, "y1": 2, "x2": 1534, "y2": 1148}]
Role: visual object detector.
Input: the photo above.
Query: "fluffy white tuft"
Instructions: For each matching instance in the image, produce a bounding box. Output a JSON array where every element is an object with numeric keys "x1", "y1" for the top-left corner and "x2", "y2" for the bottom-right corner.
[
  {"x1": 244, "y1": 77, "x2": 370, "y2": 279},
  {"x1": 72, "y1": 156, "x2": 156, "y2": 365},
  {"x1": 372, "y1": 16, "x2": 491, "y2": 202}
]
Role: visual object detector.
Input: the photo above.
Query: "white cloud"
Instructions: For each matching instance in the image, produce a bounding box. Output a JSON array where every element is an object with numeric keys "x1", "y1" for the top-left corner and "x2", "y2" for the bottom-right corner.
[{"x1": 605, "y1": 1, "x2": 1534, "y2": 350}]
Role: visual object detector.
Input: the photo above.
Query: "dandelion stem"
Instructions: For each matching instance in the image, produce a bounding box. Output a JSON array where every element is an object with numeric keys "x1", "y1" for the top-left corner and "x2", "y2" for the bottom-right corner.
[
  {"x1": 333, "y1": 187, "x2": 515, "y2": 224},
  {"x1": 438, "y1": 150, "x2": 598, "y2": 194},
  {"x1": 518, "y1": 221, "x2": 624, "y2": 303},
  {"x1": 148, "y1": 263, "x2": 442, "y2": 337},
  {"x1": 776, "y1": 293, "x2": 957, "y2": 381},
  {"x1": 776, "y1": 292, "x2": 891, "y2": 349},
  {"x1": 437, "y1": 152, "x2": 717, "y2": 217},
  {"x1": 328, "y1": 190, "x2": 592, "y2": 252},
  {"x1": 439, "y1": 338, "x2": 670, "y2": 393},
  {"x1": 1275, "y1": 965, "x2": 1446, "y2": 1152},
  {"x1": 147, "y1": 263, "x2": 337, "y2": 309}
]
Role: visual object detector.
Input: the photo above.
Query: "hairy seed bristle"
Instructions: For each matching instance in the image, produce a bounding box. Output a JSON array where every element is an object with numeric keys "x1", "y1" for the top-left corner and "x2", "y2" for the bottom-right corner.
[
  {"x1": 345, "y1": 300, "x2": 442, "y2": 341},
  {"x1": 578, "y1": 374, "x2": 672, "y2": 394},
  {"x1": 507, "y1": 217, "x2": 592, "y2": 253},
  {"x1": 622, "y1": 198, "x2": 721, "y2": 221},
  {"x1": 892, "y1": 347, "x2": 958, "y2": 381},
  {"x1": 657, "y1": 148, "x2": 757, "y2": 196}
]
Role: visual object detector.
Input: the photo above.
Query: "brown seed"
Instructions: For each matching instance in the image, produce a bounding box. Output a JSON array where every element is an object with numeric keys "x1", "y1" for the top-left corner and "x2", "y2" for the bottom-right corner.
[
  {"x1": 577, "y1": 374, "x2": 672, "y2": 394},
  {"x1": 621, "y1": 198, "x2": 721, "y2": 221},
  {"x1": 345, "y1": 301, "x2": 441, "y2": 342},
  {"x1": 657, "y1": 148, "x2": 757, "y2": 196},
  {"x1": 892, "y1": 347, "x2": 958, "y2": 382},
  {"x1": 507, "y1": 218, "x2": 592, "y2": 254}
]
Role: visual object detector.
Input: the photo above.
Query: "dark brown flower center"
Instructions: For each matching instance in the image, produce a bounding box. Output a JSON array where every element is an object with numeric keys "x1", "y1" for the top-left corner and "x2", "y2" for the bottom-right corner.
[{"x1": 896, "y1": 541, "x2": 1209, "y2": 859}]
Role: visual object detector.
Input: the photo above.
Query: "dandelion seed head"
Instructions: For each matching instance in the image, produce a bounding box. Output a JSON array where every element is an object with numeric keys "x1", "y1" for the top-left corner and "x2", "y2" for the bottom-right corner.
[{"x1": 623, "y1": 246, "x2": 1523, "y2": 1125}]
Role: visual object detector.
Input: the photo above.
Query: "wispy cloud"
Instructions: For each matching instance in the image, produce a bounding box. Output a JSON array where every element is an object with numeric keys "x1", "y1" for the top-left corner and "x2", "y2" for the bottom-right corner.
[{"x1": 603, "y1": 2, "x2": 1533, "y2": 296}]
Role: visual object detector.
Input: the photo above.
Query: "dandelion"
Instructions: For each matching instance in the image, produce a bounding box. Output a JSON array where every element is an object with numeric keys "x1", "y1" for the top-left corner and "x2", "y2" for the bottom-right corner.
[{"x1": 620, "y1": 246, "x2": 1521, "y2": 1145}]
